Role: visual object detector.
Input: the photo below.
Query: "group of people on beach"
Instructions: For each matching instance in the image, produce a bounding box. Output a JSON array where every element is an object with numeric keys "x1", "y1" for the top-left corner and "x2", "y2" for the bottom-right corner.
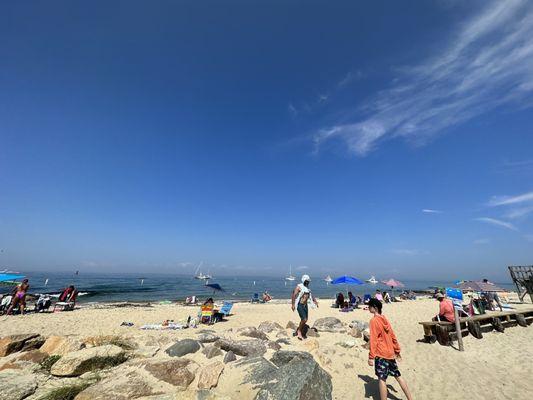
[
  {"x1": 0, "y1": 279, "x2": 78, "y2": 315},
  {"x1": 291, "y1": 274, "x2": 413, "y2": 400}
]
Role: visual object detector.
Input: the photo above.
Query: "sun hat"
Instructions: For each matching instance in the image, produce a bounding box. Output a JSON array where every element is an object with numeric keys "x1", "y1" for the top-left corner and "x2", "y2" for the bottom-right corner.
[{"x1": 301, "y1": 274, "x2": 311, "y2": 283}]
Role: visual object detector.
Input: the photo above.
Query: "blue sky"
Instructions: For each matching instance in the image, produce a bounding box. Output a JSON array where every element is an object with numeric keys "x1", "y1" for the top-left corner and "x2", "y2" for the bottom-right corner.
[{"x1": 1, "y1": 0, "x2": 532, "y2": 281}]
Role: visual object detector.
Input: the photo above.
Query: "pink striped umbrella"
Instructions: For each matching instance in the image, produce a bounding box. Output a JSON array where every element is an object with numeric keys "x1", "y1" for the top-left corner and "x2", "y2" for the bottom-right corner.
[{"x1": 382, "y1": 279, "x2": 405, "y2": 288}]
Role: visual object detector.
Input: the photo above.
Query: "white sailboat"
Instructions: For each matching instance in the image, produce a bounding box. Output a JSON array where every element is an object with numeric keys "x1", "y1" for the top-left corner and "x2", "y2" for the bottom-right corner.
[
  {"x1": 194, "y1": 262, "x2": 210, "y2": 280},
  {"x1": 324, "y1": 275, "x2": 333, "y2": 284},
  {"x1": 366, "y1": 276, "x2": 378, "y2": 284},
  {"x1": 285, "y1": 264, "x2": 296, "y2": 281}
]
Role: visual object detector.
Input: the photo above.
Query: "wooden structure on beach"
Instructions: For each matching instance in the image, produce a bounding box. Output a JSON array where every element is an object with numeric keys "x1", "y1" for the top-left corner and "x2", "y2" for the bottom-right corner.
[
  {"x1": 508, "y1": 265, "x2": 533, "y2": 303},
  {"x1": 419, "y1": 309, "x2": 533, "y2": 347}
]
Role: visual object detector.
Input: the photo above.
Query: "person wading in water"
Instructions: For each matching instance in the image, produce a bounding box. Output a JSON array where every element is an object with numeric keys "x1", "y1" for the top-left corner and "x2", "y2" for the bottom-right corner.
[{"x1": 291, "y1": 274, "x2": 319, "y2": 340}]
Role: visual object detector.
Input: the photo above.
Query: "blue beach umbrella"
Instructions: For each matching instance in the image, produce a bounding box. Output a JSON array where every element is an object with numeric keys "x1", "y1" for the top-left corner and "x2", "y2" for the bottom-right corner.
[
  {"x1": 0, "y1": 273, "x2": 25, "y2": 284},
  {"x1": 205, "y1": 283, "x2": 224, "y2": 293},
  {"x1": 331, "y1": 275, "x2": 364, "y2": 285}
]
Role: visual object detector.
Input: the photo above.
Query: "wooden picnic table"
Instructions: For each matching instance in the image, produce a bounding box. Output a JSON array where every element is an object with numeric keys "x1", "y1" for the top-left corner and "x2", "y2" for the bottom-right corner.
[{"x1": 419, "y1": 308, "x2": 533, "y2": 346}]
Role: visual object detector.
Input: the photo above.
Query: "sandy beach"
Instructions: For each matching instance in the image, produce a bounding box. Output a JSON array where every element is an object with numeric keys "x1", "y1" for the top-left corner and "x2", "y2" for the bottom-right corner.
[{"x1": 1, "y1": 297, "x2": 532, "y2": 399}]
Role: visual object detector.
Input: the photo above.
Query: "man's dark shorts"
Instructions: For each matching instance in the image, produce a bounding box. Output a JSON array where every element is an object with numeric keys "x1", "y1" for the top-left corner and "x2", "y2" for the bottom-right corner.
[
  {"x1": 297, "y1": 303, "x2": 308, "y2": 320},
  {"x1": 374, "y1": 357, "x2": 401, "y2": 380}
]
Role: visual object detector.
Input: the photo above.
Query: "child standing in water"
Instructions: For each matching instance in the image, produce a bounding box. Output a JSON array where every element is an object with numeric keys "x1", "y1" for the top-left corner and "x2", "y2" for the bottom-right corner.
[{"x1": 367, "y1": 298, "x2": 413, "y2": 400}]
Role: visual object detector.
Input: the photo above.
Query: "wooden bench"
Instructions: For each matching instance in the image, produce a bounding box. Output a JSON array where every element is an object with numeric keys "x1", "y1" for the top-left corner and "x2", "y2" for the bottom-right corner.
[{"x1": 419, "y1": 309, "x2": 533, "y2": 346}]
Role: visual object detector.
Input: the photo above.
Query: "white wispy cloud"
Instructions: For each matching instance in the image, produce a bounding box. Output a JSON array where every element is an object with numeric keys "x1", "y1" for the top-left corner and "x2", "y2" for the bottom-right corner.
[
  {"x1": 288, "y1": 103, "x2": 298, "y2": 116},
  {"x1": 313, "y1": 0, "x2": 533, "y2": 156},
  {"x1": 475, "y1": 217, "x2": 518, "y2": 231},
  {"x1": 488, "y1": 191, "x2": 533, "y2": 206},
  {"x1": 391, "y1": 249, "x2": 428, "y2": 256},
  {"x1": 296, "y1": 265, "x2": 309, "y2": 270},
  {"x1": 422, "y1": 209, "x2": 443, "y2": 214},
  {"x1": 473, "y1": 238, "x2": 491, "y2": 245},
  {"x1": 487, "y1": 190, "x2": 533, "y2": 220}
]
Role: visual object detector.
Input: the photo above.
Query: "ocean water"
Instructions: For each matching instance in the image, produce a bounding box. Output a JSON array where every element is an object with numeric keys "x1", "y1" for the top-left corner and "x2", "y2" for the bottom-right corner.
[{"x1": 0, "y1": 271, "x2": 517, "y2": 304}]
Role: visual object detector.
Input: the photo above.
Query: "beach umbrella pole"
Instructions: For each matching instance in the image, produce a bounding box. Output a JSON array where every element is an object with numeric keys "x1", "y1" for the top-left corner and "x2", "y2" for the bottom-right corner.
[{"x1": 453, "y1": 306, "x2": 464, "y2": 351}]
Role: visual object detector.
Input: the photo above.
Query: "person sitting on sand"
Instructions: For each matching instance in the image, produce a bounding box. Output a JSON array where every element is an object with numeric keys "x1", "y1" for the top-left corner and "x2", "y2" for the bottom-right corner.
[
  {"x1": 262, "y1": 291, "x2": 272, "y2": 302},
  {"x1": 59, "y1": 285, "x2": 77, "y2": 303},
  {"x1": 7, "y1": 278, "x2": 30, "y2": 315},
  {"x1": 291, "y1": 274, "x2": 319, "y2": 340},
  {"x1": 335, "y1": 292, "x2": 345, "y2": 308},
  {"x1": 367, "y1": 298, "x2": 413, "y2": 400},
  {"x1": 348, "y1": 291, "x2": 357, "y2": 307},
  {"x1": 374, "y1": 290, "x2": 383, "y2": 302},
  {"x1": 433, "y1": 293, "x2": 455, "y2": 322},
  {"x1": 383, "y1": 291, "x2": 391, "y2": 303}
]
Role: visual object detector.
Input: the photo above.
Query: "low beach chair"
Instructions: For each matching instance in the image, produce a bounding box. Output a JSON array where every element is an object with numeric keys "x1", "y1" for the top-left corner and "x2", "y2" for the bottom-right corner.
[
  {"x1": 219, "y1": 301, "x2": 233, "y2": 317},
  {"x1": 250, "y1": 293, "x2": 260, "y2": 303},
  {"x1": 53, "y1": 301, "x2": 75, "y2": 312},
  {"x1": 200, "y1": 304, "x2": 215, "y2": 324},
  {"x1": 185, "y1": 296, "x2": 197, "y2": 305},
  {"x1": 363, "y1": 294, "x2": 371, "y2": 304}
]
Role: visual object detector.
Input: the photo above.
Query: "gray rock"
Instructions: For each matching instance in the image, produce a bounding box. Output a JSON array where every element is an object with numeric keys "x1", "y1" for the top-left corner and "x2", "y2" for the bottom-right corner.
[
  {"x1": 275, "y1": 338, "x2": 291, "y2": 345},
  {"x1": 305, "y1": 327, "x2": 319, "y2": 337},
  {"x1": 51, "y1": 344, "x2": 126, "y2": 377},
  {"x1": 0, "y1": 370, "x2": 38, "y2": 400},
  {"x1": 237, "y1": 327, "x2": 268, "y2": 341},
  {"x1": 286, "y1": 321, "x2": 297, "y2": 330},
  {"x1": 348, "y1": 327, "x2": 363, "y2": 338},
  {"x1": 349, "y1": 320, "x2": 369, "y2": 331},
  {"x1": 197, "y1": 333, "x2": 219, "y2": 343},
  {"x1": 260, "y1": 351, "x2": 332, "y2": 400},
  {"x1": 266, "y1": 341, "x2": 281, "y2": 351},
  {"x1": 165, "y1": 339, "x2": 201, "y2": 357},
  {"x1": 75, "y1": 369, "x2": 157, "y2": 400},
  {"x1": 197, "y1": 361, "x2": 224, "y2": 389},
  {"x1": 312, "y1": 317, "x2": 345, "y2": 333},
  {"x1": 202, "y1": 345, "x2": 223, "y2": 359},
  {"x1": 214, "y1": 338, "x2": 266, "y2": 357},
  {"x1": 363, "y1": 329, "x2": 370, "y2": 342},
  {"x1": 223, "y1": 351, "x2": 237, "y2": 364},
  {"x1": 232, "y1": 351, "x2": 332, "y2": 400},
  {"x1": 257, "y1": 321, "x2": 283, "y2": 333}
]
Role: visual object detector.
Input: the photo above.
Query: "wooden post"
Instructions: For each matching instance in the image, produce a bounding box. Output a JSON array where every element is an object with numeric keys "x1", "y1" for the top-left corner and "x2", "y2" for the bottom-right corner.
[{"x1": 454, "y1": 306, "x2": 464, "y2": 351}]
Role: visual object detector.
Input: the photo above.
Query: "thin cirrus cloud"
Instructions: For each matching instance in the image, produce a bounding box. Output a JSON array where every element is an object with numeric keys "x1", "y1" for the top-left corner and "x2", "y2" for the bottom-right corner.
[
  {"x1": 391, "y1": 249, "x2": 428, "y2": 256},
  {"x1": 313, "y1": 0, "x2": 533, "y2": 156},
  {"x1": 475, "y1": 217, "x2": 518, "y2": 231},
  {"x1": 487, "y1": 190, "x2": 533, "y2": 220}
]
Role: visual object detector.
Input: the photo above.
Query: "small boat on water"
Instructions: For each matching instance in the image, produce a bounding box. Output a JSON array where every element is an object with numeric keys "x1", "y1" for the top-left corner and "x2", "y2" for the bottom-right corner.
[
  {"x1": 193, "y1": 262, "x2": 212, "y2": 281},
  {"x1": 285, "y1": 264, "x2": 296, "y2": 281},
  {"x1": 366, "y1": 276, "x2": 378, "y2": 284},
  {"x1": 324, "y1": 275, "x2": 333, "y2": 284}
]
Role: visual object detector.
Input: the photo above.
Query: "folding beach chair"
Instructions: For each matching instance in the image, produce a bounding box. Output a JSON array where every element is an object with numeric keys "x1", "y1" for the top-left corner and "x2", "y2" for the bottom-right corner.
[
  {"x1": 200, "y1": 304, "x2": 215, "y2": 324},
  {"x1": 250, "y1": 293, "x2": 260, "y2": 303},
  {"x1": 185, "y1": 296, "x2": 197, "y2": 305},
  {"x1": 53, "y1": 301, "x2": 75, "y2": 312},
  {"x1": 363, "y1": 294, "x2": 371, "y2": 304},
  {"x1": 219, "y1": 301, "x2": 233, "y2": 316}
]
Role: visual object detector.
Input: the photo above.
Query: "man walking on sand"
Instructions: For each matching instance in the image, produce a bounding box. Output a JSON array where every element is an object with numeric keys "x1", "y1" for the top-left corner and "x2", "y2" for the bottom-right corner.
[
  {"x1": 367, "y1": 298, "x2": 413, "y2": 400},
  {"x1": 291, "y1": 274, "x2": 318, "y2": 340}
]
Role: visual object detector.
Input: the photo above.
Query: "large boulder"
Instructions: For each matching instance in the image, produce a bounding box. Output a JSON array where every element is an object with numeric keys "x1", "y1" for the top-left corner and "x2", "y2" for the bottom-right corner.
[
  {"x1": 0, "y1": 334, "x2": 42, "y2": 357},
  {"x1": 286, "y1": 321, "x2": 297, "y2": 330},
  {"x1": 142, "y1": 359, "x2": 196, "y2": 388},
  {"x1": 0, "y1": 370, "x2": 37, "y2": 400},
  {"x1": 165, "y1": 339, "x2": 201, "y2": 357},
  {"x1": 257, "y1": 321, "x2": 283, "y2": 333},
  {"x1": 237, "y1": 327, "x2": 268, "y2": 341},
  {"x1": 51, "y1": 344, "x2": 126, "y2": 376},
  {"x1": 229, "y1": 351, "x2": 332, "y2": 400},
  {"x1": 214, "y1": 338, "x2": 267, "y2": 357},
  {"x1": 76, "y1": 359, "x2": 196, "y2": 400},
  {"x1": 197, "y1": 361, "x2": 225, "y2": 389},
  {"x1": 312, "y1": 317, "x2": 345, "y2": 333},
  {"x1": 41, "y1": 335, "x2": 83, "y2": 355},
  {"x1": 259, "y1": 351, "x2": 333, "y2": 400}
]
